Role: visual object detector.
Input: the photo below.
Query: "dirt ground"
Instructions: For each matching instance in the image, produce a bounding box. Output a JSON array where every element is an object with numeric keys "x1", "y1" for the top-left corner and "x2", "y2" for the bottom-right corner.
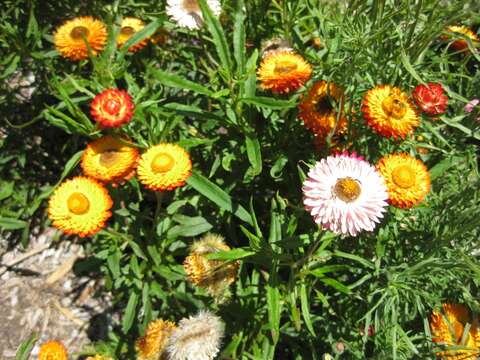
[{"x1": 0, "y1": 228, "x2": 113, "y2": 358}]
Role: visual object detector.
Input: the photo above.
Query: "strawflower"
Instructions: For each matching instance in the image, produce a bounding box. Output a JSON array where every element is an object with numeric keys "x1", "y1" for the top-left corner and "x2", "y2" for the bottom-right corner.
[
  {"x1": 183, "y1": 233, "x2": 239, "y2": 299},
  {"x1": 430, "y1": 304, "x2": 479, "y2": 360},
  {"x1": 91, "y1": 89, "x2": 134, "y2": 128},
  {"x1": 443, "y1": 26, "x2": 479, "y2": 53},
  {"x1": 81, "y1": 135, "x2": 138, "y2": 185},
  {"x1": 362, "y1": 85, "x2": 419, "y2": 139},
  {"x1": 377, "y1": 153, "x2": 430, "y2": 209},
  {"x1": 38, "y1": 340, "x2": 68, "y2": 360},
  {"x1": 48, "y1": 176, "x2": 113, "y2": 237},
  {"x1": 117, "y1": 17, "x2": 149, "y2": 52},
  {"x1": 54, "y1": 17, "x2": 107, "y2": 61},
  {"x1": 137, "y1": 143, "x2": 192, "y2": 191},
  {"x1": 412, "y1": 82, "x2": 448, "y2": 116},
  {"x1": 257, "y1": 50, "x2": 312, "y2": 94},
  {"x1": 302, "y1": 152, "x2": 388, "y2": 236},
  {"x1": 166, "y1": 0, "x2": 221, "y2": 30},
  {"x1": 166, "y1": 310, "x2": 224, "y2": 360},
  {"x1": 136, "y1": 319, "x2": 177, "y2": 360}
]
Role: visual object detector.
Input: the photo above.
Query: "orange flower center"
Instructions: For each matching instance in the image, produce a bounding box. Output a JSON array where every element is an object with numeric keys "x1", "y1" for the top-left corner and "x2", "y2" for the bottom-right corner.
[
  {"x1": 70, "y1": 26, "x2": 90, "y2": 40},
  {"x1": 121, "y1": 26, "x2": 135, "y2": 36},
  {"x1": 104, "y1": 99, "x2": 121, "y2": 115},
  {"x1": 151, "y1": 153, "x2": 175, "y2": 173},
  {"x1": 382, "y1": 95, "x2": 407, "y2": 119},
  {"x1": 67, "y1": 192, "x2": 90, "y2": 215},
  {"x1": 274, "y1": 60, "x2": 298, "y2": 75},
  {"x1": 334, "y1": 177, "x2": 361, "y2": 202},
  {"x1": 182, "y1": 0, "x2": 200, "y2": 12},
  {"x1": 99, "y1": 150, "x2": 120, "y2": 167},
  {"x1": 392, "y1": 165, "x2": 416, "y2": 189}
]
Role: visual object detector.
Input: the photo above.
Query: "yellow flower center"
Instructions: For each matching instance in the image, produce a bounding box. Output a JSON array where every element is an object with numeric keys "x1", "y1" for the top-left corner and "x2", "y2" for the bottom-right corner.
[
  {"x1": 391, "y1": 165, "x2": 416, "y2": 189},
  {"x1": 382, "y1": 95, "x2": 407, "y2": 119},
  {"x1": 151, "y1": 153, "x2": 175, "y2": 173},
  {"x1": 104, "y1": 99, "x2": 121, "y2": 115},
  {"x1": 334, "y1": 177, "x2": 361, "y2": 203},
  {"x1": 182, "y1": 0, "x2": 200, "y2": 12},
  {"x1": 70, "y1": 26, "x2": 90, "y2": 40},
  {"x1": 120, "y1": 26, "x2": 135, "y2": 36},
  {"x1": 274, "y1": 60, "x2": 298, "y2": 75},
  {"x1": 99, "y1": 150, "x2": 120, "y2": 167},
  {"x1": 67, "y1": 192, "x2": 90, "y2": 215}
]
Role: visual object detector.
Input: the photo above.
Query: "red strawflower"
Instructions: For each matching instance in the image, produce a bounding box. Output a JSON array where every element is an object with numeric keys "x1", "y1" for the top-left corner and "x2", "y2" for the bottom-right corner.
[
  {"x1": 412, "y1": 82, "x2": 448, "y2": 116},
  {"x1": 91, "y1": 89, "x2": 134, "y2": 128}
]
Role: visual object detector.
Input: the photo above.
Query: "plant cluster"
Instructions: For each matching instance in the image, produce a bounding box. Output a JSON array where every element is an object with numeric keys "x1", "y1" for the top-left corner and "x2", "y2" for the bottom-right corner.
[{"x1": 2, "y1": 0, "x2": 480, "y2": 359}]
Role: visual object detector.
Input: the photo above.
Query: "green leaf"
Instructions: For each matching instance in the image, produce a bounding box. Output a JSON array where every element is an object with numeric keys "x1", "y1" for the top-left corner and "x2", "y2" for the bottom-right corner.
[
  {"x1": 320, "y1": 277, "x2": 351, "y2": 294},
  {"x1": 186, "y1": 171, "x2": 253, "y2": 225},
  {"x1": 266, "y1": 262, "x2": 281, "y2": 345},
  {"x1": 241, "y1": 96, "x2": 296, "y2": 110},
  {"x1": 400, "y1": 49, "x2": 424, "y2": 84},
  {"x1": 300, "y1": 283, "x2": 316, "y2": 336},
  {"x1": 149, "y1": 68, "x2": 213, "y2": 96},
  {"x1": 198, "y1": 0, "x2": 233, "y2": 79},
  {"x1": 15, "y1": 333, "x2": 38, "y2": 360},
  {"x1": 206, "y1": 248, "x2": 255, "y2": 260},
  {"x1": 122, "y1": 292, "x2": 138, "y2": 333},
  {"x1": 0, "y1": 181, "x2": 14, "y2": 201},
  {"x1": 0, "y1": 217, "x2": 28, "y2": 230},
  {"x1": 245, "y1": 135, "x2": 262, "y2": 177},
  {"x1": 167, "y1": 216, "x2": 213, "y2": 238}
]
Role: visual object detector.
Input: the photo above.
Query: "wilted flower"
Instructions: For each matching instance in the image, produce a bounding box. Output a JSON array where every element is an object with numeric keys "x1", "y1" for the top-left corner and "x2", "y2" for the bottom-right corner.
[
  {"x1": 412, "y1": 82, "x2": 448, "y2": 116},
  {"x1": 38, "y1": 340, "x2": 68, "y2": 360},
  {"x1": 137, "y1": 143, "x2": 192, "y2": 191},
  {"x1": 166, "y1": 0, "x2": 221, "y2": 30},
  {"x1": 257, "y1": 50, "x2": 312, "y2": 94},
  {"x1": 362, "y1": 85, "x2": 419, "y2": 139},
  {"x1": 91, "y1": 89, "x2": 134, "y2": 128},
  {"x1": 136, "y1": 319, "x2": 177, "y2": 360},
  {"x1": 48, "y1": 176, "x2": 113, "y2": 237},
  {"x1": 166, "y1": 310, "x2": 224, "y2": 360},
  {"x1": 302, "y1": 152, "x2": 388, "y2": 236},
  {"x1": 183, "y1": 233, "x2": 239, "y2": 299},
  {"x1": 54, "y1": 16, "x2": 107, "y2": 61}
]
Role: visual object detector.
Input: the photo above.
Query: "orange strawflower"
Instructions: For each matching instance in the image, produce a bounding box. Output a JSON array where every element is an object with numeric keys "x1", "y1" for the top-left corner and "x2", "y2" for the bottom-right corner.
[
  {"x1": 48, "y1": 177, "x2": 113, "y2": 237},
  {"x1": 137, "y1": 143, "x2": 192, "y2": 191},
  {"x1": 135, "y1": 319, "x2": 176, "y2": 360},
  {"x1": 117, "y1": 17, "x2": 149, "y2": 52},
  {"x1": 54, "y1": 17, "x2": 107, "y2": 61},
  {"x1": 362, "y1": 85, "x2": 419, "y2": 139},
  {"x1": 183, "y1": 233, "x2": 239, "y2": 299},
  {"x1": 430, "y1": 304, "x2": 480, "y2": 359},
  {"x1": 443, "y1": 26, "x2": 479, "y2": 53},
  {"x1": 298, "y1": 80, "x2": 347, "y2": 139},
  {"x1": 257, "y1": 50, "x2": 312, "y2": 94},
  {"x1": 81, "y1": 135, "x2": 138, "y2": 185},
  {"x1": 38, "y1": 340, "x2": 68, "y2": 360},
  {"x1": 377, "y1": 153, "x2": 430, "y2": 208},
  {"x1": 91, "y1": 89, "x2": 134, "y2": 128}
]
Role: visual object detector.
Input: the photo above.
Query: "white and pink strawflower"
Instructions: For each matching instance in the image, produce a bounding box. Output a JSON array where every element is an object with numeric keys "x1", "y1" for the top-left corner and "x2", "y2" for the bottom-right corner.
[{"x1": 302, "y1": 152, "x2": 389, "y2": 236}]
